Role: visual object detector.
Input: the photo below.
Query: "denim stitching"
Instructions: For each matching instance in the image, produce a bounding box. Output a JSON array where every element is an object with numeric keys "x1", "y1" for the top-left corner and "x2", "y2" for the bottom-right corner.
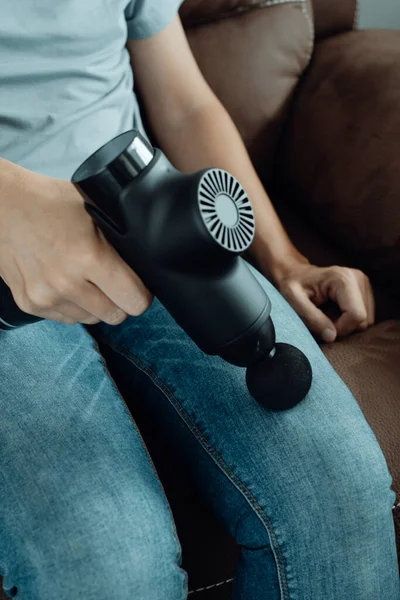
[
  {"x1": 110, "y1": 343, "x2": 292, "y2": 600},
  {"x1": 188, "y1": 578, "x2": 234, "y2": 594}
]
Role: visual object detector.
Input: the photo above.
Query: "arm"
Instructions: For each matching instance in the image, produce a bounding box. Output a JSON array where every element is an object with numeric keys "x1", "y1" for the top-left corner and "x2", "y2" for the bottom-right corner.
[
  {"x1": 128, "y1": 17, "x2": 374, "y2": 342},
  {"x1": 127, "y1": 18, "x2": 304, "y2": 284}
]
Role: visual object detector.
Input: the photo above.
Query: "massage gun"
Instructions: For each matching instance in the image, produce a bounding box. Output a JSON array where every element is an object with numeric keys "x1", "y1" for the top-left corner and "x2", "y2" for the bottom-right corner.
[{"x1": 0, "y1": 130, "x2": 312, "y2": 409}]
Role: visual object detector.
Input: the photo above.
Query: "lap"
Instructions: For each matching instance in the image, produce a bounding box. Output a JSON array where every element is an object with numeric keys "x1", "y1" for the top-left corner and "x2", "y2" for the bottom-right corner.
[
  {"x1": 0, "y1": 322, "x2": 182, "y2": 598},
  {"x1": 94, "y1": 266, "x2": 396, "y2": 598},
  {"x1": 0, "y1": 266, "x2": 396, "y2": 598},
  {"x1": 95, "y1": 266, "x2": 384, "y2": 478}
]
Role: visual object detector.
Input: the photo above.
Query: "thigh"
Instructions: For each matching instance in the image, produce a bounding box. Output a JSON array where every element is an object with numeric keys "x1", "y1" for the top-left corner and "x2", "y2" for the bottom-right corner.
[
  {"x1": 0, "y1": 321, "x2": 185, "y2": 600},
  {"x1": 94, "y1": 265, "x2": 399, "y2": 600}
]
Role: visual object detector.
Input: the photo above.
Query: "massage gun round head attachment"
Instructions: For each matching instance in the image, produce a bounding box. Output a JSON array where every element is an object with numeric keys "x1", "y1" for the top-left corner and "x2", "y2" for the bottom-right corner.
[
  {"x1": 246, "y1": 343, "x2": 313, "y2": 410},
  {"x1": 198, "y1": 170, "x2": 255, "y2": 253}
]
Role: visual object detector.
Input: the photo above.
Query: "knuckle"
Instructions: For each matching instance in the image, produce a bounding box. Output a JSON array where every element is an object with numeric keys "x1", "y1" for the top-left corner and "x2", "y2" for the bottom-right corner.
[
  {"x1": 330, "y1": 265, "x2": 343, "y2": 276},
  {"x1": 279, "y1": 279, "x2": 297, "y2": 298},
  {"x1": 25, "y1": 285, "x2": 56, "y2": 310},
  {"x1": 53, "y1": 274, "x2": 73, "y2": 296},
  {"x1": 79, "y1": 243, "x2": 101, "y2": 269},
  {"x1": 14, "y1": 293, "x2": 34, "y2": 315},
  {"x1": 337, "y1": 266, "x2": 352, "y2": 281},
  {"x1": 354, "y1": 307, "x2": 368, "y2": 324}
]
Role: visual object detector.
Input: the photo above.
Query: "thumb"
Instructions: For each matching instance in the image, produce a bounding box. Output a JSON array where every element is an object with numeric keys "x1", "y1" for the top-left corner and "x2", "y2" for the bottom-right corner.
[{"x1": 288, "y1": 286, "x2": 337, "y2": 343}]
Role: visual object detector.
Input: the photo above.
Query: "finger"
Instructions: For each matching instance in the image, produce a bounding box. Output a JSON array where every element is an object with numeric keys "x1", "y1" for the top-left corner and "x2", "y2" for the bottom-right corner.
[
  {"x1": 90, "y1": 239, "x2": 152, "y2": 317},
  {"x1": 329, "y1": 275, "x2": 368, "y2": 337},
  {"x1": 33, "y1": 304, "x2": 100, "y2": 325},
  {"x1": 363, "y1": 276, "x2": 376, "y2": 326},
  {"x1": 350, "y1": 271, "x2": 374, "y2": 330},
  {"x1": 12, "y1": 282, "x2": 99, "y2": 325},
  {"x1": 22, "y1": 306, "x2": 82, "y2": 325},
  {"x1": 285, "y1": 284, "x2": 337, "y2": 342},
  {"x1": 67, "y1": 281, "x2": 129, "y2": 326},
  {"x1": 53, "y1": 302, "x2": 102, "y2": 325}
]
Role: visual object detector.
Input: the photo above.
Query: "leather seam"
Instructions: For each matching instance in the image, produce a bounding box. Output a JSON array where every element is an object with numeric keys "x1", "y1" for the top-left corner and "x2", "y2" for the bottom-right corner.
[
  {"x1": 183, "y1": 0, "x2": 307, "y2": 28},
  {"x1": 300, "y1": 1, "x2": 315, "y2": 68},
  {"x1": 109, "y1": 343, "x2": 292, "y2": 600}
]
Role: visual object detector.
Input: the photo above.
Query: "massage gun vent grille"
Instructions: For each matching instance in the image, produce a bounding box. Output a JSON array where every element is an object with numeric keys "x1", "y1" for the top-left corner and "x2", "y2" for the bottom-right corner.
[{"x1": 198, "y1": 169, "x2": 255, "y2": 253}]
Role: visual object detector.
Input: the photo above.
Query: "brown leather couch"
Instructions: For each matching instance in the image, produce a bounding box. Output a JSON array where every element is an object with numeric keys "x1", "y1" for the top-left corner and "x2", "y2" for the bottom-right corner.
[{"x1": 1, "y1": 1, "x2": 399, "y2": 599}]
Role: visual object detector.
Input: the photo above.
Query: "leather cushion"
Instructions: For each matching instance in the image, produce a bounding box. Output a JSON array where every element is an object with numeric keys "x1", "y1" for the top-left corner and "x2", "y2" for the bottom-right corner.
[
  {"x1": 181, "y1": 0, "x2": 266, "y2": 27},
  {"x1": 312, "y1": 0, "x2": 356, "y2": 38},
  {"x1": 182, "y1": 2, "x2": 313, "y2": 180},
  {"x1": 278, "y1": 30, "x2": 400, "y2": 294},
  {"x1": 181, "y1": 0, "x2": 310, "y2": 27}
]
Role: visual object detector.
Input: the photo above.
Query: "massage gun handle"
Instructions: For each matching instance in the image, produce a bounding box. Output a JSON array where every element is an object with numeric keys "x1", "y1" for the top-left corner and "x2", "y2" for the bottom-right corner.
[{"x1": 0, "y1": 278, "x2": 41, "y2": 330}]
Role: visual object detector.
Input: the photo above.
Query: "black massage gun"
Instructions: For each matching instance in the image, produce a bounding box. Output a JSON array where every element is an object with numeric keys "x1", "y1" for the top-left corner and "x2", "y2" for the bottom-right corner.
[{"x1": 0, "y1": 130, "x2": 312, "y2": 410}]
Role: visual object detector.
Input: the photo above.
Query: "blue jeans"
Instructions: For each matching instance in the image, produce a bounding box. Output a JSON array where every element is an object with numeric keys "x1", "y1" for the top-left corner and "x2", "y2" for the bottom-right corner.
[{"x1": 0, "y1": 268, "x2": 399, "y2": 600}]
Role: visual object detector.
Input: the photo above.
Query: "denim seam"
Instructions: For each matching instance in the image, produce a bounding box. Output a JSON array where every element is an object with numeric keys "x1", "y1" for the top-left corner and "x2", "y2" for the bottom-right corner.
[
  {"x1": 109, "y1": 343, "x2": 292, "y2": 600},
  {"x1": 92, "y1": 336, "x2": 188, "y2": 593}
]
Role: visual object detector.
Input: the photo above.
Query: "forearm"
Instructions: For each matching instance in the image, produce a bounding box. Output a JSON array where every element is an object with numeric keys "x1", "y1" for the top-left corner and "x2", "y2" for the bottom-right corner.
[{"x1": 150, "y1": 100, "x2": 308, "y2": 281}]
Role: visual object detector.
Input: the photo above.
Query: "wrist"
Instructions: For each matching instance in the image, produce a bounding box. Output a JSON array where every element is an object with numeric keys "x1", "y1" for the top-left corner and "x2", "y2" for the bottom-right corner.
[{"x1": 249, "y1": 238, "x2": 309, "y2": 285}]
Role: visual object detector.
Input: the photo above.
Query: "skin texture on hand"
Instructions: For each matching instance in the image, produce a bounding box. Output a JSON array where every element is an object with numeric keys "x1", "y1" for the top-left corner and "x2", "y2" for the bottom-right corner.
[
  {"x1": 0, "y1": 158, "x2": 152, "y2": 325},
  {"x1": 274, "y1": 262, "x2": 375, "y2": 343}
]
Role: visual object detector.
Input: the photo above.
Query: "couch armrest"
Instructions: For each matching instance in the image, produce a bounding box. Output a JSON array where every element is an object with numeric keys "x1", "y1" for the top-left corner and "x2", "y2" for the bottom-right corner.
[{"x1": 276, "y1": 29, "x2": 400, "y2": 296}]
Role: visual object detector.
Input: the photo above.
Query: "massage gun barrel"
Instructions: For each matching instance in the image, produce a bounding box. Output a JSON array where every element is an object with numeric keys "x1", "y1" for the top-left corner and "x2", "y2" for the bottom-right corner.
[
  {"x1": 0, "y1": 129, "x2": 274, "y2": 369},
  {"x1": 73, "y1": 130, "x2": 274, "y2": 365}
]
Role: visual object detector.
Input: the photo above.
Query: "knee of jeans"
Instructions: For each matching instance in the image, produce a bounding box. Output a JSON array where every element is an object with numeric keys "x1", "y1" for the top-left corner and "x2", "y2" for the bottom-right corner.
[
  {"x1": 234, "y1": 436, "x2": 393, "y2": 548},
  {"x1": 15, "y1": 521, "x2": 186, "y2": 600},
  {"x1": 319, "y1": 429, "x2": 393, "y2": 512}
]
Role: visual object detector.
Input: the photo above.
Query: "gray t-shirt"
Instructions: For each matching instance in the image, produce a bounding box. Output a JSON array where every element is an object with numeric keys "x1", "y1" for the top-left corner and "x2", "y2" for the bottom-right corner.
[{"x1": 0, "y1": 1, "x2": 182, "y2": 179}]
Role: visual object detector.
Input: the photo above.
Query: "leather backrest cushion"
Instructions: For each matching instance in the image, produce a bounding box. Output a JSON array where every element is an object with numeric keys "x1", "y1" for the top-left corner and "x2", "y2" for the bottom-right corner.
[
  {"x1": 180, "y1": 0, "x2": 264, "y2": 27},
  {"x1": 181, "y1": 0, "x2": 312, "y2": 26},
  {"x1": 312, "y1": 0, "x2": 357, "y2": 39},
  {"x1": 180, "y1": 1, "x2": 314, "y2": 180},
  {"x1": 278, "y1": 30, "x2": 400, "y2": 294}
]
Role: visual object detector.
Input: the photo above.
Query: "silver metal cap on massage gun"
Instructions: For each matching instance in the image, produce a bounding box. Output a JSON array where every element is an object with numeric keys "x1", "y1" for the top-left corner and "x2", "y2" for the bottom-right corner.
[
  {"x1": 75, "y1": 131, "x2": 155, "y2": 223},
  {"x1": 114, "y1": 132, "x2": 155, "y2": 178}
]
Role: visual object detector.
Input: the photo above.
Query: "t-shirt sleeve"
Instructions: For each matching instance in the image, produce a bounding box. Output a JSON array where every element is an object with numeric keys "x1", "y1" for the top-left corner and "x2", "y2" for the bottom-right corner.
[{"x1": 125, "y1": 0, "x2": 183, "y2": 40}]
